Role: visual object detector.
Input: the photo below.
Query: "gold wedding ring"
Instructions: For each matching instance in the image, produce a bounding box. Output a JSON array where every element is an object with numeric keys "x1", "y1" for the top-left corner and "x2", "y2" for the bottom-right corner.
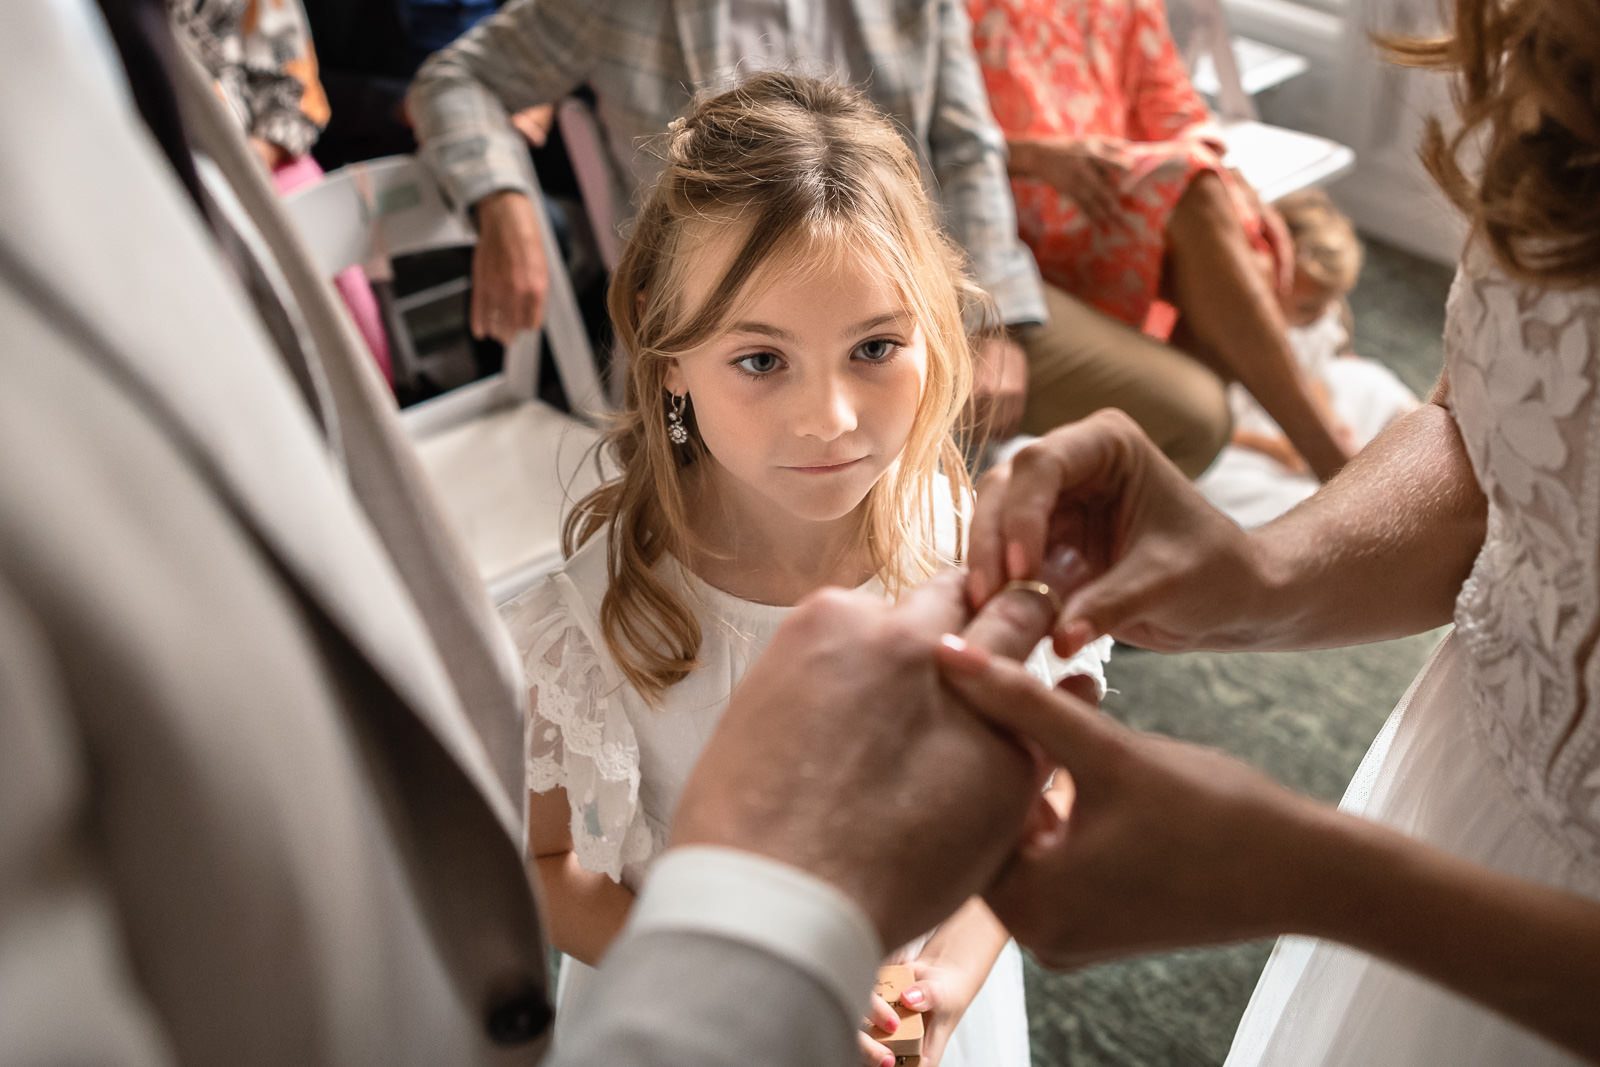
[{"x1": 996, "y1": 578, "x2": 1065, "y2": 617}]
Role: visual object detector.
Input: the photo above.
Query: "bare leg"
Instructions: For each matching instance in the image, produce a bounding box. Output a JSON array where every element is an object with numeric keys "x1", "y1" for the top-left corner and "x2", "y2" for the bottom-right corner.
[{"x1": 1165, "y1": 174, "x2": 1353, "y2": 481}]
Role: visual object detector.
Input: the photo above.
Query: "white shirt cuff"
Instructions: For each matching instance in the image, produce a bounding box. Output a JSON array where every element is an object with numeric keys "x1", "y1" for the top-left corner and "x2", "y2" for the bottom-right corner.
[{"x1": 627, "y1": 846, "x2": 883, "y2": 1023}]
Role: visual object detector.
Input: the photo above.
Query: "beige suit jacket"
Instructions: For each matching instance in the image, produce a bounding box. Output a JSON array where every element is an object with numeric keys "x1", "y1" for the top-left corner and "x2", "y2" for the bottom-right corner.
[{"x1": 0, "y1": 3, "x2": 853, "y2": 1064}]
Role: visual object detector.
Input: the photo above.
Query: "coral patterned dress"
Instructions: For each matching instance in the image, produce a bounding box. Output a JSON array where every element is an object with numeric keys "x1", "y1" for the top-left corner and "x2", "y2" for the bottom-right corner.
[{"x1": 969, "y1": 0, "x2": 1284, "y2": 329}]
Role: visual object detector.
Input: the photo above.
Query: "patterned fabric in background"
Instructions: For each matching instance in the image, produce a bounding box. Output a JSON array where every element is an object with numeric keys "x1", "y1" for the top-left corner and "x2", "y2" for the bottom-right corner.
[
  {"x1": 167, "y1": 0, "x2": 329, "y2": 157},
  {"x1": 969, "y1": 0, "x2": 1283, "y2": 331}
]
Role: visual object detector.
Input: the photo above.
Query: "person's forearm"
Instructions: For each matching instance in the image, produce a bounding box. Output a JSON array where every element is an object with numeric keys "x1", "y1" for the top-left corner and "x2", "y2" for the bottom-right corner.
[
  {"x1": 407, "y1": 0, "x2": 584, "y2": 212},
  {"x1": 1231, "y1": 428, "x2": 1303, "y2": 469},
  {"x1": 1004, "y1": 136, "x2": 1063, "y2": 183},
  {"x1": 920, "y1": 895, "x2": 1010, "y2": 985},
  {"x1": 1243, "y1": 398, "x2": 1485, "y2": 648},
  {"x1": 1279, "y1": 804, "x2": 1600, "y2": 1059},
  {"x1": 533, "y1": 852, "x2": 636, "y2": 966}
]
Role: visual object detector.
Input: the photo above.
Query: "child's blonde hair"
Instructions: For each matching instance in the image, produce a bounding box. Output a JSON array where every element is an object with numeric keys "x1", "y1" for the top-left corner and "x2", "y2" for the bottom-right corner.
[
  {"x1": 564, "y1": 71, "x2": 982, "y2": 704},
  {"x1": 1276, "y1": 189, "x2": 1364, "y2": 296}
]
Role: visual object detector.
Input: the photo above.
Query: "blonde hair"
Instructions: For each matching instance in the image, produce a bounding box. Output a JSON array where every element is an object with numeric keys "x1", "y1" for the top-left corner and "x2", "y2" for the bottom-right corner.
[
  {"x1": 1383, "y1": 0, "x2": 1600, "y2": 287},
  {"x1": 564, "y1": 72, "x2": 981, "y2": 704},
  {"x1": 1275, "y1": 189, "x2": 1364, "y2": 296}
]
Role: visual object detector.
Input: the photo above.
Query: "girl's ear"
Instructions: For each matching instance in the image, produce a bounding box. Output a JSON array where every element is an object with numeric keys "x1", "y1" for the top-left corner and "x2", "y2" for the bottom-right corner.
[{"x1": 663, "y1": 359, "x2": 685, "y2": 396}]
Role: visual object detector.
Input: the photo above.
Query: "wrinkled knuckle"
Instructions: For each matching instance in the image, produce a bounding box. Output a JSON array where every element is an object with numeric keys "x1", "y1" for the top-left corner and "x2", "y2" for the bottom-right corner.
[
  {"x1": 795, "y1": 585, "x2": 862, "y2": 628},
  {"x1": 1088, "y1": 407, "x2": 1139, "y2": 439},
  {"x1": 1008, "y1": 438, "x2": 1054, "y2": 479},
  {"x1": 974, "y1": 462, "x2": 1011, "y2": 498},
  {"x1": 987, "y1": 590, "x2": 1041, "y2": 634},
  {"x1": 878, "y1": 616, "x2": 925, "y2": 658}
]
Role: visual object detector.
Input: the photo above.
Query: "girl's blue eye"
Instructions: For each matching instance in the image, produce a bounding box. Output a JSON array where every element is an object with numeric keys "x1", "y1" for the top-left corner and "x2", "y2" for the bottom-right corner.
[
  {"x1": 855, "y1": 338, "x2": 899, "y2": 363},
  {"x1": 735, "y1": 351, "x2": 782, "y2": 375}
]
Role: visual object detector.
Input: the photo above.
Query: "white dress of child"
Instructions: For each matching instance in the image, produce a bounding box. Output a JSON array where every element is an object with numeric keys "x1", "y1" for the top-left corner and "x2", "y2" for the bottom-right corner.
[
  {"x1": 1196, "y1": 306, "x2": 1420, "y2": 529},
  {"x1": 501, "y1": 504, "x2": 1111, "y2": 1066},
  {"x1": 1225, "y1": 251, "x2": 1600, "y2": 1065}
]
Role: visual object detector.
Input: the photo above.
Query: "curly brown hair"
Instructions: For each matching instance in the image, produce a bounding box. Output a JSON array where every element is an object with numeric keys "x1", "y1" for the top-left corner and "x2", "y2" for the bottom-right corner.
[{"x1": 1384, "y1": 0, "x2": 1600, "y2": 287}]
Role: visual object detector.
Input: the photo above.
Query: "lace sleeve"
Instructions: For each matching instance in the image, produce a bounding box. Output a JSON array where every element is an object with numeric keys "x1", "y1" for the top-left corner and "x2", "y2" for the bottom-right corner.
[
  {"x1": 500, "y1": 579, "x2": 654, "y2": 882},
  {"x1": 1025, "y1": 634, "x2": 1114, "y2": 699}
]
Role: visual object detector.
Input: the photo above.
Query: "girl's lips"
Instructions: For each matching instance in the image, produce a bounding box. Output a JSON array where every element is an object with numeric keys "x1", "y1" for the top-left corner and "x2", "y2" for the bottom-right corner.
[{"x1": 784, "y1": 458, "x2": 865, "y2": 474}]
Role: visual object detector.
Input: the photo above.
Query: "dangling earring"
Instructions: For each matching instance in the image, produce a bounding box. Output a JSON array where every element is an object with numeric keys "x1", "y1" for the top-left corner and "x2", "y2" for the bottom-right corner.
[{"x1": 667, "y1": 392, "x2": 689, "y2": 445}]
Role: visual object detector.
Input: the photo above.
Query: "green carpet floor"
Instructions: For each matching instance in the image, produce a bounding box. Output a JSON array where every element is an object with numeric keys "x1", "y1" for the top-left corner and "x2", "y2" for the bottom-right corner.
[{"x1": 1024, "y1": 238, "x2": 1457, "y2": 1066}]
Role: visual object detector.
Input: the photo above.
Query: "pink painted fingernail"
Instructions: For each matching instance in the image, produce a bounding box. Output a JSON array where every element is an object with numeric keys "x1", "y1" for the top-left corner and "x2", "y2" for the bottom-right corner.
[
  {"x1": 937, "y1": 633, "x2": 989, "y2": 674},
  {"x1": 1054, "y1": 619, "x2": 1097, "y2": 657},
  {"x1": 881, "y1": 1054, "x2": 896, "y2": 1067},
  {"x1": 882, "y1": 1014, "x2": 898, "y2": 1034},
  {"x1": 901, "y1": 987, "x2": 925, "y2": 1009}
]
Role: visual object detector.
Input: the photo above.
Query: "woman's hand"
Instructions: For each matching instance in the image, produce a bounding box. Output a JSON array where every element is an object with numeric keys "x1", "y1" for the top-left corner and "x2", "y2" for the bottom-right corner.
[
  {"x1": 936, "y1": 635, "x2": 1600, "y2": 1061},
  {"x1": 1009, "y1": 136, "x2": 1129, "y2": 227},
  {"x1": 967, "y1": 409, "x2": 1272, "y2": 656},
  {"x1": 936, "y1": 635, "x2": 1318, "y2": 970}
]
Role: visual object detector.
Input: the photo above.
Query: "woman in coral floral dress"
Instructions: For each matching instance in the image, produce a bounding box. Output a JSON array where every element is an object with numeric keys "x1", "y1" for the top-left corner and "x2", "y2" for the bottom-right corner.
[{"x1": 969, "y1": 0, "x2": 1352, "y2": 480}]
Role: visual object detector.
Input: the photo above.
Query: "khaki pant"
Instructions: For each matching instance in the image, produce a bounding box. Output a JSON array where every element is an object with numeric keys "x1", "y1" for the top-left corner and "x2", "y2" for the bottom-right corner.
[{"x1": 1019, "y1": 282, "x2": 1231, "y2": 478}]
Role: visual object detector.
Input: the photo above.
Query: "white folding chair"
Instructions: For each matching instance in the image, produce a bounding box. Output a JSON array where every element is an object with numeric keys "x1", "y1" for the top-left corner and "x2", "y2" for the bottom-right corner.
[
  {"x1": 285, "y1": 155, "x2": 607, "y2": 604},
  {"x1": 1171, "y1": 0, "x2": 1355, "y2": 201}
]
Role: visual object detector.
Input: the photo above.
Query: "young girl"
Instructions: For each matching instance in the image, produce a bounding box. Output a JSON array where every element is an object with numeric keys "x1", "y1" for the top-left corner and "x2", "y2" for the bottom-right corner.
[
  {"x1": 500, "y1": 72, "x2": 1109, "y2": 1066},
  {"x1": 1199, "y1": 191, "x2": 1419, "y2": 528}
]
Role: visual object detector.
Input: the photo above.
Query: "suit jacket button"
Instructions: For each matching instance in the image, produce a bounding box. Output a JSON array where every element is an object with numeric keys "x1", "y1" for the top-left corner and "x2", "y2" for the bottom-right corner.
[{"x1": 486, "y1": 990, "x2": 552, "y2": 1045}]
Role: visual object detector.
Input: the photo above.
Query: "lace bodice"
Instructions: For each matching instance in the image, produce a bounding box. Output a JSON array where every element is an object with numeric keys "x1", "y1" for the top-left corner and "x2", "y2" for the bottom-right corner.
[{"x1": 1448, "y1": 251, "x2": 1600, "y2": 862}]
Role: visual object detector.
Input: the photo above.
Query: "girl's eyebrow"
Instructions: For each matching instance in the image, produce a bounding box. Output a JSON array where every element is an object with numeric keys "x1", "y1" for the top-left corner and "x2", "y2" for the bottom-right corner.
[{"x1": 726, "y1": 311, "x2": 912, "y2": 341}]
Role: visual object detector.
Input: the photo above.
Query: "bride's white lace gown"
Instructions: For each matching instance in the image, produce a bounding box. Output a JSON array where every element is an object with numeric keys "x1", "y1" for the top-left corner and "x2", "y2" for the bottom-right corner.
[{"x1": 1226, "y1": 252, "x2": 1600, "y2": 1065}]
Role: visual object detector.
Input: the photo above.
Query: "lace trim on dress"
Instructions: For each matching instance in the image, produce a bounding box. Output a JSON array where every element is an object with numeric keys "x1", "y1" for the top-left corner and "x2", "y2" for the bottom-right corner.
[
  {"x1": 1447, "y1": 254, "x2": 1600, "y2": 863},
  {"x1": 1029, "y1": 634, "x2": 1115, "y2": 697},
  {"x1": 501, "y1": 579, "x2": 654, "y2": 881}
]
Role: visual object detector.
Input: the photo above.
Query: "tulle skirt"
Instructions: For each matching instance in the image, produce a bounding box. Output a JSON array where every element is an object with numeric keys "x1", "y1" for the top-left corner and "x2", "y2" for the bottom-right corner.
[{"x1": 1225, "y1": 633, "x2": 1600, "y2": 1066}]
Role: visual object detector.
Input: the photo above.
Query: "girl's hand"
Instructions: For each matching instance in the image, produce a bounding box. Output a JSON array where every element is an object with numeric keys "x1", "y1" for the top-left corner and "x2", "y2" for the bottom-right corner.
[
  {"x1": 898, "y1": 955, "x2": 985, "y2": 1067},
  {"x1": 858, "y1": 991, "x2": 901, "y2": 1067}
]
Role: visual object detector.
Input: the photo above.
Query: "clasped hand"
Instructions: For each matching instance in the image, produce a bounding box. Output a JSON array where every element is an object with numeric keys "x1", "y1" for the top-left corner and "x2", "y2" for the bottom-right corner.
[{"x1": 673, "y1": 410, "x2": 1311, "y2": 993}]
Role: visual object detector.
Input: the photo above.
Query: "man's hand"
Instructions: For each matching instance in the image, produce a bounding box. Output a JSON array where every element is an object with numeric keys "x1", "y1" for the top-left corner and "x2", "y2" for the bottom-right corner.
[
  {"x1": 510, "y1": 103, "x2": 556, "y2": 147},
  {"x1": 470, "y1": 189, "x2": 550, "y2": 345},
  {"x1": 966, "y1": 409, "x2": 1271, "y2": 656},
  {"x1": 1011, "y1": 136, "x2": 1129, "y2": 227},
  {"x1": 969, "y1": 334, "x2": 1029, "y2": 441},
  {"x1": 935, "y1": 638, "x2": 1318, "y2": 969},
  {"x1": 672, "y1": 567, "x2": 1066, "y2": 950}
]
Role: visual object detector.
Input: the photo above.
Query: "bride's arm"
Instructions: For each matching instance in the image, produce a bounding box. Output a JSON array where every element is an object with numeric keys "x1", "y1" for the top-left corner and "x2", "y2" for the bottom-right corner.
[
  {"x1": 966, "y1": 371, "x2": 1486, "y2": 654},
  {"x1": 1298, "y1": 809, "x2": 1600, "y2": 1058},
  {"x1": 1244, "y1": 370, "x2": 1486, "y2": 647},
  {"x1": 938, "y1": 642, "x2": 1600, "y2": 1061}
]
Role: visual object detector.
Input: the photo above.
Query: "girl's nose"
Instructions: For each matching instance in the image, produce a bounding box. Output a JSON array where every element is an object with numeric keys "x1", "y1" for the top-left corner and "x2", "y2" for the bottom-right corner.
[{"x1": 795, "y1": 372, "x2": 858, "y2": 441}]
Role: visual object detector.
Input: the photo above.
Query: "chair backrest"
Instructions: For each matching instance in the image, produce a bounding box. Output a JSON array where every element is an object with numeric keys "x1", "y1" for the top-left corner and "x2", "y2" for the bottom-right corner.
[
  {"x1": 1170, "y1": 0, "x2": 1256, "y2": 121},
  {"x1": 1164, "y1": 0, "x2": 1355, "y2": 202},
  {"x1": 556, "y1": 97, "x2": 623, "y2": 274},
  {"x1": 283, "y1": 154, "x2": 608, "y2": 603},
  {"x1": 284, "y1": 154, "x2": 609, "y2": 430}
]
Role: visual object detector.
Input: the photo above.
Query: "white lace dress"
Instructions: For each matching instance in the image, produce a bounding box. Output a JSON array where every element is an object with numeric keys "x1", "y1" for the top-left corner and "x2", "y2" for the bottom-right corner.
[
  {"x1": 1226, "y1": 252, "x2": 1600, "y2": 1066},
  {"x1": 501, "y1": 524, "x2": 1111, "y2": 1065}
]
